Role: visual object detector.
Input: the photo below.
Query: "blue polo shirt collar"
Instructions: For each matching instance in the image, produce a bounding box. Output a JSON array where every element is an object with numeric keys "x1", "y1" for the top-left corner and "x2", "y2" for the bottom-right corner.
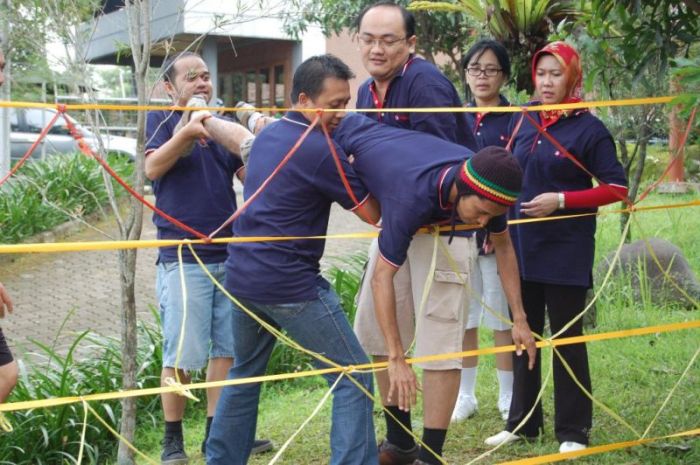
[
  {"x1": 282, "y1": 110, "x2": 315, "y2": 128},
  {"x1": 468, "y1": 94, "x2": 511, "y2": 116},
  {"x1": 368, "y1": 54, "x2": 418, "y2": 107},
  {"x1": 438, "y1": 163, "x2": 461, "y2": 210}
]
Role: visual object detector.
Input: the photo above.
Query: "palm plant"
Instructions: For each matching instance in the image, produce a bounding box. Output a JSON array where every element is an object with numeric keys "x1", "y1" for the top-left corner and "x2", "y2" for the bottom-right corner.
[{"x1": 410, "y1": 0, "x2": 581, "y2": 92}]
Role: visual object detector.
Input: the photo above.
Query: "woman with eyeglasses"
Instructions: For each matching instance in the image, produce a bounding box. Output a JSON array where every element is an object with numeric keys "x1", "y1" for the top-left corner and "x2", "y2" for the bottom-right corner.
[
  {"x1": 451, "y1": 40, "x2": 517, "y2": 424},
  {"x1": 485, "y1": 41, "x2": 628, "y2": 454}
]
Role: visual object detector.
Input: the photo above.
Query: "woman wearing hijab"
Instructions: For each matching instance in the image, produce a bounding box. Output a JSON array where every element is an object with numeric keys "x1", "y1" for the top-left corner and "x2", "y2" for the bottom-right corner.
[
  {"x1": 452, "y1": 39, "x2": 516, "y2": 423},
  {"x1": 484, "y1": 42, "x2": 628, "y2": 454}
]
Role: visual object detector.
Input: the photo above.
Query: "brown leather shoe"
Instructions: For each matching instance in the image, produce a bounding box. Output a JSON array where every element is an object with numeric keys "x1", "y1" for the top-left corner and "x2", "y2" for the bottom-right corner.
[{"x1": 378, "y1": 439, "x2": 419, "y2": 465}]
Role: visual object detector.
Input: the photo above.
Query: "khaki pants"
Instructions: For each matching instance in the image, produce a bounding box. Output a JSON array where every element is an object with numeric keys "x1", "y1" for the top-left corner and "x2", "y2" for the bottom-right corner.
[{"x1": 354, "y1": 234, "x2": 476, "y2": 370}]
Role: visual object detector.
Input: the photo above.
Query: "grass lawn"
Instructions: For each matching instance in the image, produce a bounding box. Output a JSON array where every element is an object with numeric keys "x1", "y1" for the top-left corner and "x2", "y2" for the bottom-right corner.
[{"x1": 134, "y1": 193, "x2": 699, "y2": 464}]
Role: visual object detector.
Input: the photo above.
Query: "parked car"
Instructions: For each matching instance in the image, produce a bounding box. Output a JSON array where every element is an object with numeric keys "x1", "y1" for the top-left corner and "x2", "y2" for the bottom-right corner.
[{"x1": 10, "y1": 107, "x2": 137, "y2": 161}]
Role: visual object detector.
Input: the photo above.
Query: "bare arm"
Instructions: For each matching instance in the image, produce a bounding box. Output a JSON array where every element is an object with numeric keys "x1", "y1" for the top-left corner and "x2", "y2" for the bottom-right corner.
[
  {"x1": 351, "y1": 196, "x2": 381, "y2": 225},
  {"x1": 0, "y1": 282, "x2": 13, "y2": 319},
  {"x1": 145, "y1": 112, "x2": 211, "y2": 180},
  {"x1": 202, "y1": 115, "x2": 255, "y2": 156},
  {"x1": 491, "y1": 230, "x2": 536, "y2": 369},
  {"x1": 371, "y1": 258, "x2": 419, "y2": 411}
]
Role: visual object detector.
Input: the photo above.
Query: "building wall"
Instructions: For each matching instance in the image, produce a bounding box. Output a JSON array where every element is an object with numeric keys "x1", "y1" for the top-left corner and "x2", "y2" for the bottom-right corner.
[{"x1": 325, "y1": 29, "x2": 370, "y2": 109}]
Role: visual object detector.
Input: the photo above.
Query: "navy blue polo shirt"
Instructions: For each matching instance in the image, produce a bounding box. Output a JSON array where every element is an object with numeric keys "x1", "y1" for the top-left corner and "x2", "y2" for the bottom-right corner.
[
  {"x1": 334, "y1": 113, "x2": 506, "y2": 267},
  {"x1": 465, "y1": 95, "x2": 513, "y2": 252},
  {"x1": 465, "y1": 95, "x2": 513, "y2": 150},
  {"x1": 146, "y1": 111, "x2": 243, "y2": 264},
  {"x1": 225, "y1": 111, "x2": 370, "y2": 303},
  {"x1": 357, "y1": 55, "x2": 477, "y2": 150},
  {"x1": 508, "y1": 107, "x2": 627, "y2": 287}
]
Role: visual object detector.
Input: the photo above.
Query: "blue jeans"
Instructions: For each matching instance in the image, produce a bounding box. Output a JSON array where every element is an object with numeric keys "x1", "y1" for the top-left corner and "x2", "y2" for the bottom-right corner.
[{"x1": 207, "y1": 286, "x2": 378, "y2": 465}]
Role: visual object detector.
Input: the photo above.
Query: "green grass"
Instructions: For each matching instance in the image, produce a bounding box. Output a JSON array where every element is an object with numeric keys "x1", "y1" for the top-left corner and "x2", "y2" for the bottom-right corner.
[{"x1": 133, "y1": 301, "x2": 698, "y2": 464}]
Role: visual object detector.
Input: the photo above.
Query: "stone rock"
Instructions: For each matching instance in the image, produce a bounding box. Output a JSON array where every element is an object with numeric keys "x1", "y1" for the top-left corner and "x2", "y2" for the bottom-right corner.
[{"x1": 596, "y1": 238, "x2": 700, "y2": 308}]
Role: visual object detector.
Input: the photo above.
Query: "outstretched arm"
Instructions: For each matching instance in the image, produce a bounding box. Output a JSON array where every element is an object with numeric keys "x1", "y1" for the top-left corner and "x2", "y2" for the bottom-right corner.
[
  {"x1": 490, "y1": 230, "x2": 536, "y2": 369},
  {"x1": 371, "y1": 258, "x2": 419, "y2": 411},
  {"x1": 201, "y1": 115, "x2": 256, "y2": 156}
]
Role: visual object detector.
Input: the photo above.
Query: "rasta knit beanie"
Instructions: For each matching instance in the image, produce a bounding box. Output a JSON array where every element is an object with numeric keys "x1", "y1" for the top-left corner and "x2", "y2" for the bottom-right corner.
[
  {"x1": 455, "y1": 146, "x2": 522, "y2": 207},
  {"x1": 449, "y1": 146, "x2": 522, "y2": 243}
]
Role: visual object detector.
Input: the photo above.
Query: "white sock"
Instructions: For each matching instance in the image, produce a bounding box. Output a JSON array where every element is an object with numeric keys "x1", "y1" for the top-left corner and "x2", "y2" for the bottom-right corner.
[
  {"x1": 459, "y1": 367, "x2": 478, "y2": 397},
  {"x1": 497, "y1": 369, "x2": 513, "y2": 399}
]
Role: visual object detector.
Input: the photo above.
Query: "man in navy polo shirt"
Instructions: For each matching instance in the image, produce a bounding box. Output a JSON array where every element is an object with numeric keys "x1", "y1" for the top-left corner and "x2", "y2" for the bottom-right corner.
[
  {"x1": 145, "y1": 51, "x2": 271, "y2": 463},
  {"x1": 354, "y1": 1, "x2": 475, "y2": 149},
  {"x1": 206, "y1": 55, "x2": 381, "y2": 465},
  {"x1": 334, "y1": 114, "x2": 536, "y2": 465}
]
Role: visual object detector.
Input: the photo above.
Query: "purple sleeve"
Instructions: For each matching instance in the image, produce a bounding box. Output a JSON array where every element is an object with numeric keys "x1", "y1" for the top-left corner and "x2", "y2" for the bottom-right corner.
[
  {"x1": 585, "y1": 123, "x2": 627, "y2": 187},
  {"x1": 486, "y1": 214, "x2": 508, "y2": 235},
  {"x1": 312, "y1": 143, "x2": 370, "y2": 210},
  {"x1": 408, "y1": 80, "x2": 462, "y2": 143},
  {"x1": 145, "y1": 111, "x2": 174, "y2": 153},
  {"x1": 376, "y1": 200, "x2": 427, "y2": 267}
]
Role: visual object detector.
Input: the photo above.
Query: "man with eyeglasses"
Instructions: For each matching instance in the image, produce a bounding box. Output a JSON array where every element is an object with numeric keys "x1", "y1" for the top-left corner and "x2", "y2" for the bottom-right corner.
[
  {"x1": 352, "y1": 2, "x2": 481, "y2": 465},
  {"x1": 354, "y1": 1, "x2": 475, "y2": 148}
]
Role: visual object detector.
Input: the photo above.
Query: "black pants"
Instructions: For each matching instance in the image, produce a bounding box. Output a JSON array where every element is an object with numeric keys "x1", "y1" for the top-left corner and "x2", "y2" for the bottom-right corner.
[
  {"x1": 0, "y1": 327, "x2": 13, "y2": 367},
  {"x1": 506, "y1": 280, "x2": 592, "y2": 444}
]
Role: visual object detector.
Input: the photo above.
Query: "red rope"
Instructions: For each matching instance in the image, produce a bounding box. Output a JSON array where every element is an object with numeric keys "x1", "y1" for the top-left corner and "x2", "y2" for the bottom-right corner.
[
  {"x1": 60, "y1": 112, "x2": 210, "y2": 241},
  {"x1": 319, "y1": 115, "x2": 379, "y2": 228},
  {"x1": 207, "y1": 113, "x2": 321, "y2": 239},
  {"x1": 0, "y1": 109, "x2": 62, "y2": 188},
  {"x1": 505, "y1": 111, "x2": 525, "y2": 152}
]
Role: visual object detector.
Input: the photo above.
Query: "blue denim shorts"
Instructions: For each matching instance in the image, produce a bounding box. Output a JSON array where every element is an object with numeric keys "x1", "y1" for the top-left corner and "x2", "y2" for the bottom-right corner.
[{"x1": 157, "y1": 261, "x2": 235, "y2": 370}]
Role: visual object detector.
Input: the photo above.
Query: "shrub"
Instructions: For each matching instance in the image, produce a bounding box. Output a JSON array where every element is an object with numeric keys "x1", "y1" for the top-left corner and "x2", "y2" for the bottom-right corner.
[
  {"x1": 0, "y1": 313, "x2": 162, "y2": 465},
  {"x1": 0, "y1": 153, "x2": 134, "y2": 243}
]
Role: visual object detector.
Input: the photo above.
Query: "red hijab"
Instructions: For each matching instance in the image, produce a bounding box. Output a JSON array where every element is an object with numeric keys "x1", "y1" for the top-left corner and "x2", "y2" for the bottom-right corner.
[{"x1": 532, "y1": 41, "x2": 586, "y2": 126}]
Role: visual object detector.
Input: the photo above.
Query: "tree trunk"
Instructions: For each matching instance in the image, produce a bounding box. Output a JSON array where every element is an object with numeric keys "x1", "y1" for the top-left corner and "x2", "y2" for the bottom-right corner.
[
  {"x1": 116, "y1": 249, "x2": 139, "y2": 465},
  {"x1": 666, "y1": 77, "x2": 684, "y2": 182},
  {"x1": 621, "y1": 118, "x2": 650, "y2": 243},
  {"x1": 117, "y1": 1, "x2": 149, "y2": 463},
  {"x1": 618, "y1": 138, "x2": 630, "y2": 240}
]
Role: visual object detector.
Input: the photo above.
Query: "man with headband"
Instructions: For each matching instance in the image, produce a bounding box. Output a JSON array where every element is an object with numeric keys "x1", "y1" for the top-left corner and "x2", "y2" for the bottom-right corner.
[{"x1": 333, "y1": 113, "x2": 536, "y2": 465}]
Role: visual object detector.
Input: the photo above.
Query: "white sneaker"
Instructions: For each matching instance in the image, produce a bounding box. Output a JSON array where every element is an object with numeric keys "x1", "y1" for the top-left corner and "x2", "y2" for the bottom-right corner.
[
  {"x1": 451, "y1": 394, "x2": 478, "y2": 422},
  {"x1": 497, "y1": 393, "x2": 512, "y2": 420},
  {"x1": 559, "y1": 441, "x2": 587, "y2": 453},
  {"x1": 484, "y1": 430, "x2": 521, "y2": 447}
]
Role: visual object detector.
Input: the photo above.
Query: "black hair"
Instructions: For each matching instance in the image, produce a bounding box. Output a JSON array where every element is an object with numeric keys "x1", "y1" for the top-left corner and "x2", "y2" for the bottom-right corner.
[
  {"x1": 460, "y1": 39, "x2": 510, "y2": 100},
  {"x1": 291, "y1": 54, "x2": 355, "y2": 103},
  {"x1": 355, "y1": 1, "x2": 416, "y2": 38},
  {"x1": 162, "y1": 51, "x2": 201, "y2": 83},
  {"x1": 461, "y1": 39, "x2": 511, "y2": 77}
]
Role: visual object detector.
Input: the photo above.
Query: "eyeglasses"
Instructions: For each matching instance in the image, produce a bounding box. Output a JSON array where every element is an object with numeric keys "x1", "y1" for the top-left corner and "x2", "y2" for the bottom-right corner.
[
  {"x1": 466, "y1": 67, "x2": 503, "y2": 77},
  {"x1": 358, "y1": 35, "x2": 407, "y2": 50}
]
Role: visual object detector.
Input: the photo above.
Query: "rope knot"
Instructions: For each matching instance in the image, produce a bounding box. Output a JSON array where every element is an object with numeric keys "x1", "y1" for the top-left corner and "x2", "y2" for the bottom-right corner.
[
  {"x1": 56, "y1": 104, "x2": 67, "y2": 113},
  {"x1": 164, "y1": 377, "x2": 199, "y2": 402}
]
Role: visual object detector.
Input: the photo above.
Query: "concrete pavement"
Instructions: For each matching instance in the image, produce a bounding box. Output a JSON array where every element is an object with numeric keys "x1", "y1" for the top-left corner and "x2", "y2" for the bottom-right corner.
[{"x1": 0, "y1": 198, "x2": 373, "y2": 358}]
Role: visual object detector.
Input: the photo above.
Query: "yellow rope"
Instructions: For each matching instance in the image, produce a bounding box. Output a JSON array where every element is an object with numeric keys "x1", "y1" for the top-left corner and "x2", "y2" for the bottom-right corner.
[
  {"x1": 1, "y1": 199, "x2": 697, "y2": 255},
  {"x1": 0, "y1": 95, "x2": 676, "y2": 113},
  {"x1": 497, "y1": 428, "x2": 700, "y2": 465}
]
